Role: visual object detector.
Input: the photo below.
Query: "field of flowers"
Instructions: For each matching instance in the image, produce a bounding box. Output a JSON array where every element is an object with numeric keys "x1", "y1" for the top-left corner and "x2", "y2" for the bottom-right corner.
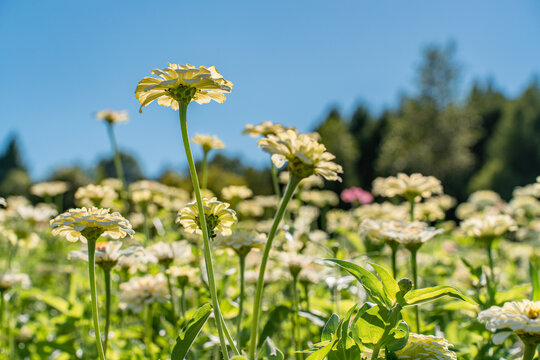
[{"x1": 1, "y1": 63, "x2": 540, "y2": 360}]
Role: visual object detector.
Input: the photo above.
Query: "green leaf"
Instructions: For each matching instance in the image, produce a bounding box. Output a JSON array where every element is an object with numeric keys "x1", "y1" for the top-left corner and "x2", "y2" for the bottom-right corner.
[
  {"x1": 384, "y1": 321, "x2": 409, "y2": 352},
  {"x1": 370, "y1": 262, "x2": 400, "y2": 304},
  {"x1": 531, "y1": 262, "x2": 540, "y2": 301},
  {"x1": 352, "y1": 305, "x2": 386, "y2": 346},
  {"x1": 171, "y1": 303, "x2": 213, "y2": 360},
  {"x1": 322, "y1": 314, "x2": 340, "y2": 342},
  {"x1": 306, "y1": 341, "x2": 336, "y2": 360},
  {"x1": 325, "y1": 259, "x2": 390, "y2": 308},
  {"x1": 259, "y1": 305, "x2": 291, "y2": 346},
  {"x1": 261, "y1": 337, "x2": 284, "y2": 360},
  {"x1": 403, "y1": 285, "x2": 476, "y2": 306}
]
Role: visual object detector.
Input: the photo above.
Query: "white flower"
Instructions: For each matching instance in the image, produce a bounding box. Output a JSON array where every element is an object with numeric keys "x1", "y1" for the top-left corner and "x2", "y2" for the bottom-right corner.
[
  {"x1": 373, "y1": 173, "x2": 443, "y2": 201},
  {"x1": 221, "y1": 185, "x2": 253, "y2": 201},
  {"x1": 460, "y1": 214, "x2": 516, "y2": 239},
  {"x1": 395, "y1": 333, "x2": 457, "y2": 360},
  {"x1": 214, "y1": 230, "x2": 265, "y2": 257},
  {"x1": 95, "y1": 109, "x2": 129, "y2": 124},
  {"x1": 177, "y1": 197, "x2": 237, "y2": 237},
  {"x1": 0, "y1": 272, "x2": 31, "y2": 291},
  {"x1": 381, "y1": 222, "x2": 444, "y2": 248},
  {"x1": 31, "y1": 181, "x2": 68, "y2": 198},
  {"x1": 146, "y1": 241, "x2": 194, "y2": 265},
  {"x1": 478, "y1": 299, "x2": 540, "y2": 344},
  {"x1": 119, "y1": 274, "x2": 168, "y2": 312},
  {"x1": 68, "y1": 241, "x2": 143, "y2": 268}
]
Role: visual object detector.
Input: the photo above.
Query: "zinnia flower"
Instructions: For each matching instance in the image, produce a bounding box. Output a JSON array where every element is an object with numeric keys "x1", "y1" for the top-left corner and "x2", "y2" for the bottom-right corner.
[
  {"x1": 381, "y1": 222, "x2": 444, "y2": 249},
  {"x1": 478, "y1": 300, "x2": 540, "y2": 344},
  {"x1": 176, "y1": 197, "x2": 237, "y2": 237},
  {"x1": 95, "y1": 109, "x2": 129, "y2": 124},
  {"x1": 460, "y1": 214, "x2": 516, "y2": 239},
  {"x1": 135, "y1": 63, "x2": 233, "y2": 112},
  {"x1": 31, "y1": 181, "x2": 68, "y2": 198},
  {"x1": 0, "y1": 272, "x2": 31, "y2": 292},
  {"x1": 372, "y1": 173, "x2": 443, "y2": 202},
  {"x1": 75, "y1": 184, "x2": 118, "y2": 207},
  {"x1": 258, "y1": 129, "x2": 343, "y2": 181},
  {"x1": 192, "y1": 134, "x2": 225, "y2": 153},
  {"x1": 50, "y1": 207, "x2": 134, "y2": 243},
  {"x1": 214, "y1": 230, "x2": 265, "y2": 257},
  {"x1": 340, "y1": 186, "x2": 374, "y2": 205},
  {"x1": 395, "y1": 333, "x2": 457, "y2": 360},
  {"x1": 119, "y1": 274, "x2": 168, "y2": 312},
  {"x1": 68, "y1": 241, "x2": 143, "y2": 270},
  {"x1": 221, "y1": 185, "x2": 253, "y2": 201},
  {"x1": 243, "y1": 121, "x2": 289, "y2": 137}
]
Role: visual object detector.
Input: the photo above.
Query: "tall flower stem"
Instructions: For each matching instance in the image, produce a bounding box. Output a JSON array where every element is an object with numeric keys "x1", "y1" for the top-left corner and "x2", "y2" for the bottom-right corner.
[
  {"x1": 145, "y1": 304, "x2": 153, "y2": 359},
  {"x1": 179, "y1": 283, "x2": 186, "y2": 320},
  {"x1": 237, "y1": 255, "x2": 246, "y2": 349},
  {"x1": 249, "y1": 175, "x2": 301, "y2": 360},
  {"x1": 410, "y1": 248, "x2": 420, "y2": 333},
  {"x1": 0, "y1": 290, "x2": 4, "y2": 348},
  {"x1": 106, "y1": 122, "x2": 126, "y2": 189},
  {"x1": 270, "y1": 160, "x2": 281, "y2": 199},
  {"x1": 486, "y1": 237, "x2": 496, "y2": 304},
  {"x1": 165, "y1": 272, "x2": 177, "y2": 323},
  {"x1": 87, "y1": 239, "x2": 106, "y2": 360},
  {"x1": 179, "y1": 103, "x2": 230, "y2": 360},
  {"x1": 201, "y1": 151, "x2": 209, "y2": 190},
  {"x1": 409, "y1": 199, "x2": 415, "y2": 222},
  {"x1": 389, "y1": 242, "x2": 399, "y2": 279},
  {"x1": 522, "y1": 342, "x2": 537, "y2": 360},
  {"x1": 103, "y1": 268, "x2": 112, "y2": 355},
  {"x1": 292, "y1": 273, "x2": 301, "y2": 360}
]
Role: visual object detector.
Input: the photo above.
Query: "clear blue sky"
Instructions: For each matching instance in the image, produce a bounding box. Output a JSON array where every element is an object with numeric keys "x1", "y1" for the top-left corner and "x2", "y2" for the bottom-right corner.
[{"x1": 1, "y1": 0, "x2": 539, "y2": 180}]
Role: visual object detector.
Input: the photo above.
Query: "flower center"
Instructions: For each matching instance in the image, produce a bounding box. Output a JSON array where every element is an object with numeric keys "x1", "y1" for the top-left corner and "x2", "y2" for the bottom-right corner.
[
  {"x1": 96, "y1": 241, "x2": 110, "y2": 252},
  {"x1": 527, "y1": 306, "x2": 540, "y2": 319},
  {"x1": 168, "y1": 85, "x2": 197, "y2": 104}
]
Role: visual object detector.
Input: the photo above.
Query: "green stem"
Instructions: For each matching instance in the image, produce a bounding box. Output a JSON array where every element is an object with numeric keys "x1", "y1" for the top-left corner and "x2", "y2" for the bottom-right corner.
[
  {"x1": 180, "y1": 283, "x2": 186, "y2": 320},
  {"x1": 486, "y1": 238, "x2": 496, "y2": 304},
  {"x1": 292, "y1": 274, "x2": 301, "y2": 360},
  {"x1": 371, "y1": 345, "x2": 381, "y2": 360},
  {"x1": 270, "y1": 159, "x2": 281, "y2": 199},
  {"x1": 87, "y1": 239, "x2": 106, "y2": 360},
  {"x1": 411, "y1": 248, "x2": 420, "y2": 333},
  {"x1": 220, "y1": 312, "x2": 240, "y2": 355},
  {"x1": 179, "y1": 103, "x2": 230, "y2": 360},
  {"x1": 390, "y1": 242, "x2": 398, "y2": 279},
  {"x1": 237, "y1": 255, "x2": 246, "y2": 350},
  {"x1": 106, "y1": 122, "x2": 126, "y2": 189},
  {"x1": 142, "y1": 206, "x2": 150, "y2": 244},
  {"x1": 0, "y1": 290, "x2": 4, "y2": 348},
  {"x1": 146, "y1": 304, "x2": 153, "y2": 359},
  {"x1": 249, "y1": 175, "x2": 301, "y2": 360},
  {"x1": 202, "y1": 151, "x2": 209, "y2": 190},
  {"x1": 523, "y1": 343, "x2": 537, "y2": 360},
  {"x1": 303, "y1": 284, "x2": 310, "y2": 311},
  {"x1": 166, "y1": 272, "x2": 177, "y2": 324},
  {"x1": 103, "y1": 269, "x2": 112, "y2": 356},
  {"x1": 409, "y1": 200, "x2": 415, "y2": 222}
]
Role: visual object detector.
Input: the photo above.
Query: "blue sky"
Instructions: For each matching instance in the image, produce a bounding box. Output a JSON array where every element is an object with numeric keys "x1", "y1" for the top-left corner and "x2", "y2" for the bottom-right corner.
[{"x1": 1, "y1": 0, "x2": 539, "y2": 180}]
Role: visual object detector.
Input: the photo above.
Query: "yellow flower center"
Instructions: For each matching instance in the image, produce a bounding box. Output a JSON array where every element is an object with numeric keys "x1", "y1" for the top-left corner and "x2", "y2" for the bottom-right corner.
[{"x1": 527, "y1": 305, "x2": 540, "y2": 319}]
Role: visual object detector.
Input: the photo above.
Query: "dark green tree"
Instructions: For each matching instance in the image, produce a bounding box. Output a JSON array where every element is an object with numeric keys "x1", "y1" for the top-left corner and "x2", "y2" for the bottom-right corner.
[
  {"x1": 48, "y1": 165, "x2": 91, "y2": 209},
  {"x1": 0, "y1": 135, "x2": 27, "y2": 184},
  {"x1": 470, "y1": 82, "x2": 540, "y2": 198},
  {"x1": 95, "y1": 151, "x2": 144, "y2": 184}
]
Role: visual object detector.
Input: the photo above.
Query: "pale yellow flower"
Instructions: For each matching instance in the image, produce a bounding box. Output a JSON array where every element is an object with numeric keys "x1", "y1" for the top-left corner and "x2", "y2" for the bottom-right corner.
[
  {"x1": 119, "y1": 274, "x2": 168, "y2": 312},
  {"x1": 75, "y1": 184, "x2": 118, "y2": 207},
  {"x1": 68, "y1": 241, "x2": 143, "y2": 268},
  {"x1": 395, "y1": 333, "x2": 457, "y2": 360},
  {"x1": 192, "y1": 134, "x2": 225, "y2": 153},
  {"x1": 167, "y1": 265, "x2": 200, "y2": 286},
  {"x1": 221, "y1": 185, "x2": 253, "y2": 201},
  {"x1": 0, "y1": 197, "x2": 6, "y2": 208},
  {"x1": 300, "y1": 190, "x2": 339, "y2": 207},
  {"x1": 243, "y1": 121, "x2": 289, "y2": 137},
  {"x1": 50, "y1": 207, "x2": 134, "y2": 243},
  {"x1": 478, "y1": 300, "x2": 540, "y2": 344},
  {"x1": 258, "y1": 129, "x2": 343, "y2": 181},
  {"x1": 147, "y1": 241, "x2": 194, "y2": 265},
  {"x1": 214, "y1": 230, "x2": 265, "y2": 257},
  {"x1": 101, "y1": 178, "x2": 123, "y2": 190},
  {"x1": 460, "y1": 214, "x2": 516, "y2": 239},
  {"x1": 372, "y1": 173, "x2": 443, "y2": 201},
  {"x1": 277, "y1": 251, "x2": 312, "y2": 277},
  {"x1": 95, "y1": 109, "x2": 129, "y2": 124},
  {"x1": 0, "y1": 272, "x2": 31, "y2": 291},
  {"x1": 237, "y1": 200, "x2": 264, "y2": 217},
  {"x1": 381, "y1": 221, "x2": 443, "y2": 248},
  {"x1": 177, "y1": 197, "x2": 237, "y2": 237},
  {"x1": 135, "y1": 63, "x2": 233, "y2": 112},
  {"x1": 31, "y1": 181, "x2": 68, "y2": 198}
]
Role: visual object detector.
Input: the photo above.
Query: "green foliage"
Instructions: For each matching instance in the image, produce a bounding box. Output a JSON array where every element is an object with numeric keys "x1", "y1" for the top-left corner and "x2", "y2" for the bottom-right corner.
[
  {"x1": 96, "y1": 151, "x2": 143, "y2": 184},
  {"x1": 171, "y1": 303, "x2": 213, "y2": 360}
]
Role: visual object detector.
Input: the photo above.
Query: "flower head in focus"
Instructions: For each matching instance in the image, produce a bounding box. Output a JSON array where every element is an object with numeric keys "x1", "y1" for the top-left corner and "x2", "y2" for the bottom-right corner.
[
  {"x1": 177, "y1": 197, "x2": 237, "y2": 238},
  {"x1": 95, "y1": 109, "x2": 129, "y2": 124},
  {"x1": 192, "y1": 134, "x2": 225, "y2": 153},
  {"x1": 395, "y1": 333, "x2": 457, "y2": 360},
  {"x1": 135, "y1": 64, "x2": 233, "y2": 112},
  {"x1": 258, "y1": 129, "x2": 343, "y2": 181},
  {"x1": 478, "y1": 299, "x2": 540, "y2": 345},
  {"x1": 50, "y1": 207, "x2": 134, "y2": 243},
  {"x1": 372, "y1": 173, "x2": 443, "y2": 202}
]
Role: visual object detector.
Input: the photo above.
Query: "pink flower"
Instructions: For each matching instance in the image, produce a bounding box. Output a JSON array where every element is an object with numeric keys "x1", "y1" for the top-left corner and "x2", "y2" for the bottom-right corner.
[{"x1": 340, "y1": 187, "x2": 374, "y2": 205}]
